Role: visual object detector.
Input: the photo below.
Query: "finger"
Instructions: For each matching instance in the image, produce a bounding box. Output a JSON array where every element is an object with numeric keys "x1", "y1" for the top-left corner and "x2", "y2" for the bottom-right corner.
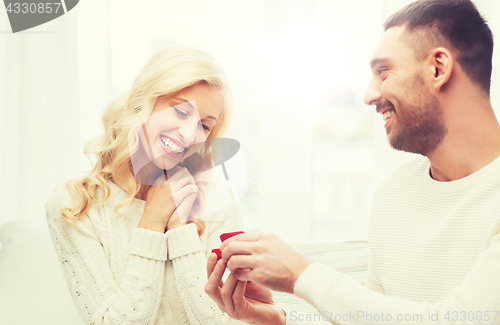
[
  {"x1": 172, "y1": 185, "x2": 198, "y2": 203},
  {"x1": 232, "y1": 280, "x2": 247, "y2": 312},
  {"x1": 225, "y1": 254, "x2": 256, "y2": 273},
  {"x1": 231, "y1": 267, "x2": 254, "y2": 282},
  {"x1": 221, "y1": 241, "x2": 260, "y2": 264},
  {"x1": 204, "y1": 259, "x2": 226, "y2": 307},
  {"x1": 207, "y1": 252, "x2": 218, "y2": 278},
  {"x1": 172, "y1": 187, "x2": 198, "y2": 218},
  {"x1": 175, "y1": 192, "x2": 197, "y2": 223},
  {"x1": 220, "y1": 272, "x2": 239, "y2": 315},
  {"x1": 206, "y1": 253, "x2": 225, "y2": 288},
  {"x1": 220, "y1": 232, "x2": 263, "y2": 250},
  {"x1": 168, "y1": 173, "x2": 196, "y2": 192},
  {"x1": 182, "y1": 192, "x2": 197, "y2": 205}
]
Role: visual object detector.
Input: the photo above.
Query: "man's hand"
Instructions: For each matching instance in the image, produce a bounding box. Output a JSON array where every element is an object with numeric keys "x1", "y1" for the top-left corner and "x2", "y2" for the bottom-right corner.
[
  {"x1": 205, "y1": 253, "x2": 286, "y2": 325},
  {"x1": 220, "y1": 232, "x2": 313, "y2": 294}
]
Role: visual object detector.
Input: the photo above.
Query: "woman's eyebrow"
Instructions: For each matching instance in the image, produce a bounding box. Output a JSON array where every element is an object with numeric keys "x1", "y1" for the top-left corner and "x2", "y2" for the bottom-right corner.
[
  {"x1": 172, "y1": 96, "x2": 218, "y2": 122},
  {"x1": 172, "y1": 96, "x2": 195, "y2": 109}
]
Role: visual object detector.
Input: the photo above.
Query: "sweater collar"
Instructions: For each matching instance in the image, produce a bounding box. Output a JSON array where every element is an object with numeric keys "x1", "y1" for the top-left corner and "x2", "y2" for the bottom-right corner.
[
  {"x1": 107, "y1": 180, "x2": 146, "y2": 214},
  {"x1": 424, "y1": 153, "x2": 500, "y2": 193}
]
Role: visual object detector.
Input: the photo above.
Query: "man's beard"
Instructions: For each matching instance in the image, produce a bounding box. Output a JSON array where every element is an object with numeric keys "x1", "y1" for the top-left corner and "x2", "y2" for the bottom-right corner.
[{"x1": 385, "y1": 74, "x2": 447, "y2": 156}]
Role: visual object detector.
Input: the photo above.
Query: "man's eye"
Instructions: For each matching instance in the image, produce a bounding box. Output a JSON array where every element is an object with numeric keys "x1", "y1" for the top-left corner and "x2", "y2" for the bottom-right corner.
[
  {"x1": 378, "y1": 69, "x2": 387, "y2": 76},
  {"x1": 174, "y1": 107, "x2": 188, "y2": 117}
]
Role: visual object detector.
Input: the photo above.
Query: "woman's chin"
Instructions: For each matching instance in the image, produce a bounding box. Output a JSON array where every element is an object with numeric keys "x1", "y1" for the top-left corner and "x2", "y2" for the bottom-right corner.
[
  {"x1": 151, "y1": 156, "x2": 177, "y2": 171},
  {"x1": 135, "y1": 163, "x2": 164, "y2": 185}
]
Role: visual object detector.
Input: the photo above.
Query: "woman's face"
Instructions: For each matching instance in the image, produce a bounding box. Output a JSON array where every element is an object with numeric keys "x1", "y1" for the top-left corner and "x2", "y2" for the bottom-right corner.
[{"x1": 139, "y1": 82, "x2": 224, "y2": 171}]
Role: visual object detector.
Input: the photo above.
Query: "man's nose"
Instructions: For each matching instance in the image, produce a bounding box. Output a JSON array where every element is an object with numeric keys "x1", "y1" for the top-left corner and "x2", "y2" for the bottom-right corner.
[{"x1": 363, "y1": 79, "x2": 382, "y2": 106}]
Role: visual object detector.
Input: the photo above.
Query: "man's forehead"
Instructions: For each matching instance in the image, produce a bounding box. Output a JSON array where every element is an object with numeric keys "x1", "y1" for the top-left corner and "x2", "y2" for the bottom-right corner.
[{"x1": 369, "y1": 25, "x2": 411, "y2": 67}]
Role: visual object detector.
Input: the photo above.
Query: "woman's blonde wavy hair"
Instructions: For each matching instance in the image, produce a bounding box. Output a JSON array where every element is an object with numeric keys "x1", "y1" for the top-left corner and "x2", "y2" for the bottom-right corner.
[{"x1": 61, "y1": 46, "x2": 233, "y2": 236}]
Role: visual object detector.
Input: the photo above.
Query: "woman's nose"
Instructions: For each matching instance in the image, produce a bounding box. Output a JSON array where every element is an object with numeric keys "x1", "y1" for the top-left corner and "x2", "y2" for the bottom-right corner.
[{"x1": 178, "y1": 119, "x2": 198, "y2": 143}]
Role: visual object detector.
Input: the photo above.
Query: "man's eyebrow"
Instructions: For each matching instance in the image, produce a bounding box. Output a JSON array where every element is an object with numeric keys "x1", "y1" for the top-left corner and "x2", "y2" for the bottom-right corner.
[{"x1": 370, "y1": 58, "x2": 391, "y2": 69}]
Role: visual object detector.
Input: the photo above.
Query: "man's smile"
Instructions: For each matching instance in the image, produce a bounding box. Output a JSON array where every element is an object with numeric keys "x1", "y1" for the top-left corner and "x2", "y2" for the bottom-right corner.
[
  {"x1": 383, "y1": 109, "x2": 395, "y2": 122},
  {"x1": 377, "y1": 105, "x2": 396, "y2": 128}
]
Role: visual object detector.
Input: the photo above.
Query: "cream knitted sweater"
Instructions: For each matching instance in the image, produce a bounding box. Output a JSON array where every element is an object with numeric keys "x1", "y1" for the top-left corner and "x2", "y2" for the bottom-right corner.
[
  {"x1": 45, "y1": 176, "x2": 250, "y2": 325},
  {"x1": 288, "y1": 155, "x2": 500, "y2": 325}
]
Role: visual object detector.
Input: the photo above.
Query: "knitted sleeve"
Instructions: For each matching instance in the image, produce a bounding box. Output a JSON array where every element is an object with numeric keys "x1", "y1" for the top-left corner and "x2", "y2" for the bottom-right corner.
[
  {"x1": 293, "y1": 230, "x2": 500, "y2": 325},
  {"x1": 45, "y1": 186, "x2": 167, "y2": 325},
  {"x1": 166, "y1": 180, "x2": 250, "y2": 325},
  {"x1": 364, "y1": 246, "x2": 385, "y2": 294},
  {"x1": 282, "y1": 251, "x2": 382, "y2": 324},
  {"x1": 364, "y1": 180, "x2": 386, "y2": 296}
]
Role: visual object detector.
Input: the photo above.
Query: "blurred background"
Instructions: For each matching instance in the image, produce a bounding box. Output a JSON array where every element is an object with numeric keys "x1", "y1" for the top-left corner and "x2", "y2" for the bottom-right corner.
[{"x1": 1, "y1": 0, "x2": 500, "y2": 248}]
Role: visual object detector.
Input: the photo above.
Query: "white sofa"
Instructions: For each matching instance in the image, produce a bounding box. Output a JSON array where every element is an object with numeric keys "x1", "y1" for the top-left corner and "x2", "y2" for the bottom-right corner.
[{"x1": 0, "y1": 219, "x2": 368, "y2": 325}]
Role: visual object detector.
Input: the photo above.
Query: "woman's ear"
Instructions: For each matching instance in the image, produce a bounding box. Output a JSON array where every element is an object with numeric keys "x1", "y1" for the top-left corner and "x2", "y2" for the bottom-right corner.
[{"x1": 428, "y1": 47, "x2": 454, "y2": 92}]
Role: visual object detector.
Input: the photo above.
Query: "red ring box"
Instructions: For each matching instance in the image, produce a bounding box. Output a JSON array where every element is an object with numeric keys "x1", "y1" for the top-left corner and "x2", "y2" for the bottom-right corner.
[
  {"x1": 211, "y1": 231, "x2": 245, "y2": 261},
  {"x1": 220, "y1": 231, "x2": 245, "y2": 242},
  {"x1": 211, "y1": 248, "x2": 222, "y2": 259}
]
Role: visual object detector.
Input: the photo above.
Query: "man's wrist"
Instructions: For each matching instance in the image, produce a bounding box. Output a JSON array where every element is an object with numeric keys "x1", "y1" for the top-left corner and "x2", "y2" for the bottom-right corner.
[{"x1": 292, "y1": 256, "x2": 313, "y2": 294}]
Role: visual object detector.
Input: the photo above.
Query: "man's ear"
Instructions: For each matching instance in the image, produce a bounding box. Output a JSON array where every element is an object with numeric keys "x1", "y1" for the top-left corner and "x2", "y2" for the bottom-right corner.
[{"x1": 427, "y1": 47, "x2": 454, "y2": 92}]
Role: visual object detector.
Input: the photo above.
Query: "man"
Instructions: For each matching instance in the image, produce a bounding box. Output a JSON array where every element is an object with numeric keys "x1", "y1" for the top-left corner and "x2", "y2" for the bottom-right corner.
[{"x1": 205, "y1": 0, "x2": 500, "y2": 324}]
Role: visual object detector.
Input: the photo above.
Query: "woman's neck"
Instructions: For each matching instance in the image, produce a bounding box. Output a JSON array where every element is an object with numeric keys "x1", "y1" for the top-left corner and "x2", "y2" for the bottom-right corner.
[
  {"x1": 131, "y1": 161, "x2": 187, "y2": 201},
  {"x1": 135, "y1": 184, "x2": 152, "y2": 200},
  {"x1": 133, "y1": 160, "x2": 164, "y2": 200}
]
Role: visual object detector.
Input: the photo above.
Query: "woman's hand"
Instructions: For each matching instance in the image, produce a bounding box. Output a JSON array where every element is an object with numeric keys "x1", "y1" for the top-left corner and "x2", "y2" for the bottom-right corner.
[
  {"x1": 138, "y1": 166, "x2": 198, "y2": 233},
  {"x1": 205, "y1": 253, "x2": 287, "y2": 325},
  {"x1": 167, "y1": 191, "x2": 197, "y2": 230}
]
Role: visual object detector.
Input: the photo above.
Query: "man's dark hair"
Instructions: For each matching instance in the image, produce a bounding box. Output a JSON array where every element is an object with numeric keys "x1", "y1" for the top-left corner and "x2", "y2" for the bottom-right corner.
[{"x1": 384, "y1": 0, "x2": 493, "y2": 94}]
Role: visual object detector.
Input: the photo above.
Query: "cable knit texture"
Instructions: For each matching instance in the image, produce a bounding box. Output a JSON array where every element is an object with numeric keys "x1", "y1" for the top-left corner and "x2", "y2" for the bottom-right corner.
[
  {"x1": 46, "y1": 174, "x2": 251, "y2": 325},
  {"x1": 289, "y1": 155, "x2": 500, "y2": 325}
]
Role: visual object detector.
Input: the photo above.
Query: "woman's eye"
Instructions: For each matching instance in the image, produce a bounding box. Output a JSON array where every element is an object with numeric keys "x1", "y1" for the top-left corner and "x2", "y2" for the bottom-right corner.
[
  {"x1": 174, "y1": 107, "x2": 188, "y2": 117},
  {"x1": 198, "y1": 120, "x2": 211, "y2": 132}
]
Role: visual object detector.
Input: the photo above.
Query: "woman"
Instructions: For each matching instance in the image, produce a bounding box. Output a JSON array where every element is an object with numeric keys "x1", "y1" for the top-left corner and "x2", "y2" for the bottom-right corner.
[{"x1": 45, "y1": 47, "x2": 248, "y2": 325}]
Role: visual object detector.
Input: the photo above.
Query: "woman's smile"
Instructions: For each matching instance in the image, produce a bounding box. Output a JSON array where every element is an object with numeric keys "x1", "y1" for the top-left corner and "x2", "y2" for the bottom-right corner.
[{"x1": 159, "y1": 134, "x2": 188, "y2": 157}]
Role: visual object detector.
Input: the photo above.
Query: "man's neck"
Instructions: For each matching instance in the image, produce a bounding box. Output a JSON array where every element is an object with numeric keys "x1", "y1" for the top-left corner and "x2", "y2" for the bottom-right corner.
[{"x1": 427, "y1": 112, "x2": 500, "y2": 182}]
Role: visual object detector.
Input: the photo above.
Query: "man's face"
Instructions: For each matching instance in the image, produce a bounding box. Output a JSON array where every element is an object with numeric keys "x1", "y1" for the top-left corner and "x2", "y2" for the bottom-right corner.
[{"x1": 364, "y1": 26, "x2": 447, "y2": 156}]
